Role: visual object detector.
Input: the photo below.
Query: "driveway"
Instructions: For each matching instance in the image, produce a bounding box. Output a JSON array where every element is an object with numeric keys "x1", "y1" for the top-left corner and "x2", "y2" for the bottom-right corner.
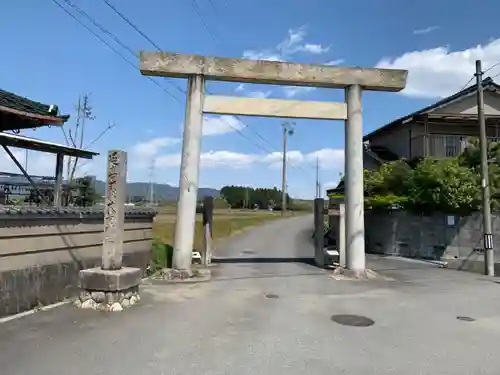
[{"x1": 1, "y1": 215, "x2": 500, "y2": 374}]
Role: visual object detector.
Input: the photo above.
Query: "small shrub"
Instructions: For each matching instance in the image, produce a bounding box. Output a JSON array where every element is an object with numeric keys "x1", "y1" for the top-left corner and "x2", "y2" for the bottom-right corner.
[{"x1": 151, "y1": 240, "x2": 174, "y2": 272}]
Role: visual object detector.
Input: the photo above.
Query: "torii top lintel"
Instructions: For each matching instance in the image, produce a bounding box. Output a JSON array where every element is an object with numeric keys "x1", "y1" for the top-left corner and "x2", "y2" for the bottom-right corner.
[{"x1": 139, "y1": 51, "x2": 408, "y2": 92}]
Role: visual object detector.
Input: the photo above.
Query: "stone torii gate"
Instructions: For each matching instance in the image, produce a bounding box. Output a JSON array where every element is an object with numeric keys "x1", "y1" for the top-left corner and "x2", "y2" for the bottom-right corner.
[{"x1": 140, "y1": 52, "x2": 407, "y2": 275}]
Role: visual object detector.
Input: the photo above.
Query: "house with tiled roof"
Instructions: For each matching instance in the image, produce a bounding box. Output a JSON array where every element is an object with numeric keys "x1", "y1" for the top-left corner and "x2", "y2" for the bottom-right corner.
[
  {"x1": 363, "y1": 77, "x2": 500, "y2": 160},
  {"x1": 0, "y1": 89, "x2": 69, "y2": 131},
  {"x1": 0, "y1": 88, "x2": 98, "y2": 207},
  {"x1": 327, "y1": 77, "x2": 500, "y2": 197}
]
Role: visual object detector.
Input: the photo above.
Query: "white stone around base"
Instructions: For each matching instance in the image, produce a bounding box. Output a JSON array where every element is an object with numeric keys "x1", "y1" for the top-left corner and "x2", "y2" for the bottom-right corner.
[{"x1": 75, "y1": 285, "x2": 141, "y2": 312}]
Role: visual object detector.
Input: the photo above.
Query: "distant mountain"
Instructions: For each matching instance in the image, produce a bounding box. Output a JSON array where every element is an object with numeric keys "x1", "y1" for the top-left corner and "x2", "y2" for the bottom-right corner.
[
  {"x1": 94, "y1": 180, "x2": 219, "y2": 201},
  {"x1": 0, "y1": 176, "x2": 219, "y2": 202}
]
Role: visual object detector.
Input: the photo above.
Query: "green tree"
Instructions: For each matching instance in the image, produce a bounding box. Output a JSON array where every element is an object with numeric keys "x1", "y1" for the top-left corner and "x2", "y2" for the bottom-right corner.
[
  {"x1": 458, "y1": 138, "x2": 500, "y2": 211},
  {"x1": 365, "y1": 160, "x2": 412, "y2": 197},
  {"x1": 74, "y1": 176, "x2": 98, "y2": 207},
  {"x1": 220, "y1": 185, "x2": 290, "y2": 209},
  {"x1": 407, "y1": 158, "x2": 480, "y2": 214}
]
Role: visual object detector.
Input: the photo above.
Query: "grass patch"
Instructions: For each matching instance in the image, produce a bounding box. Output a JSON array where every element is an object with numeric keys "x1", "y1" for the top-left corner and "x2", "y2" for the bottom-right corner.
[{"x1": 151, "y1": 209, "x2": 305, "y2": 270}]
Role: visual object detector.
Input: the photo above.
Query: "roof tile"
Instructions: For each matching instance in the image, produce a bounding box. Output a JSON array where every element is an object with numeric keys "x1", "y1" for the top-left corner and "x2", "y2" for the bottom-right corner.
[{"x1": 0, "y1": 89, "x2": 68, "y2": 120}]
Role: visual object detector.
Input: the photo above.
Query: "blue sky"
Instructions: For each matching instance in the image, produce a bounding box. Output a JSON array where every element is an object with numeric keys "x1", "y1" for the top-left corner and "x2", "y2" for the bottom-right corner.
[{"x1": 2, "y1": 0, "x2": 500, "y2": 198}]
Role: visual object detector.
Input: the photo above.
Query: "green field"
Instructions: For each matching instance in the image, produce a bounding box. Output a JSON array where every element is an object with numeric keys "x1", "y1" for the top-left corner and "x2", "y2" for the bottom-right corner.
[{"x1": 153, "y1": 207, "x2": 298, "y2": 252}]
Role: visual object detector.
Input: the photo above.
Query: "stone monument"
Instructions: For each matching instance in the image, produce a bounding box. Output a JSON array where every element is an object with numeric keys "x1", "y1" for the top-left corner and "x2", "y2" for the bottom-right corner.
[{"x1": 76, "y1": 150, "x2": 141, "y2": 311}]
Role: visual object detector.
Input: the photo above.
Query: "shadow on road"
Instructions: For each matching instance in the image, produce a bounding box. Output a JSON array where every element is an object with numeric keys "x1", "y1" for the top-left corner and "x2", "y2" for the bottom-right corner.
[
  {"x1": 209, "y1": 271, "x2": 327, "y2": 283},
  {"x1": 212, "y1": 256, "x2": 316, "y2": 265}
]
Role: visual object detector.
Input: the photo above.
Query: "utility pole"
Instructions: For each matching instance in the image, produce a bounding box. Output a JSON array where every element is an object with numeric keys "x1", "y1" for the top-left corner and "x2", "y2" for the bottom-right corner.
[
  {"x1": 148, "y1": 158, "x2": 155, "y2": 206},
  {"x1": 315, "y1": 156, "x2": 320, "y2": 198},
  {"x1": 67, "y1": 94, "x2": 95, "y2": 183},
  {"x1": 281, "y1": 121, "x2": 294, "y2": 216},
  {"x1": 476, "y1": 60, "x2": 495, "y2": 276},
  {"x1": 67, "y1": 96, "x2": 81, "y2": 182},
  {"x1": 244, "y1": 187, "x2": 249, "y2": 209}
]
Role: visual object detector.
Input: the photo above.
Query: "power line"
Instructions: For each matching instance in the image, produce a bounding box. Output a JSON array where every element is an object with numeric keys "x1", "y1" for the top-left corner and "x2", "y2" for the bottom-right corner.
[
  {"x1": 59, "y1": 0, "x2": 311, "y2": 177},
  {"x1": 491, "y1": 70, "x2": 500, "y2": 80},
  {"x1": 207, "y1": 0, "x2": 222, "y2": 18},
  {"x1": 459, "y1": 75, "x2": 475, "y2": 91},
  {"x1": 180, "y1": 0, "x2": 312, "y2": 175},
  {"x1": 102, "y1": 0, "x2": 162, "y2": 51},
  {"x1": 63, "y1": 0, "x2": 136, "y2": 56},
  {"x1": 180, "y1": 0, "x2": 311, "y2": 173},
  {"x1": 188, "y1": 0, "x2": 219, "y2": 44},
  {"x1": 99, "y1": 0, "x2": 287, "y2": 157},
  {"x1": 51, "y1": 0, "x2": 182, "y2": 104},
  {"x1": 459, "y1": 59, "x2": 500, "y2": 91},
  {"x1": 484, "y1": 60, "x2": 500, "y2": 75},
  {"x1": 52, "y1": 0, "x2": 138, "y2": 69},
  {"x1": 100, "y1": 0, "x2": 186, "y2": 95}
]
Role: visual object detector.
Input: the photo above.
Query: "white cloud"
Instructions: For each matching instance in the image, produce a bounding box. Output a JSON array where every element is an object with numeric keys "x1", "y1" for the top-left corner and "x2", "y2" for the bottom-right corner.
[
  {"x1": 307, "y1": 148, "x2": 345, "y2": 169},
  {"x1": 235, "y1": 83, "x2": 245, "y2": 92},
  {"x1": 242, "y1": 50, "x2": 283, "y2": 62},
  {"x1": 324, "y1": 59, "x2": 344, "y2": 66},
  {"x1": 202, "y1": 151, "x2": 258, "y2": 168},
  {"x1": 262, "y1": 150, "x2": 305, "y2": 168},
  {"x1": 283, "y1": 86, "x2": 316, "y2": 98},
  {"x1": 277, "y1": 25, "x2": 307, "y2": 53},
  {"x1": 413, "y1": 26, "x2": 439, "y2": 35},
  {"x1": 242, "y1": 25, "x2": 330, "y2": 62},
  {"x1": 202, "y1": 115, "x2": 245, "y2": 136},
  {"x1": 298, "y1": 43, "x2": 330, "y2": 54},
  {"x1": 174, "y1": 116, "x2": 245, "y2": 137},
  {"x1": 375, "y1": 38, "x2": 500, "y2": 99},
  {"x1": 132, "y1": 137, "x2": 180, "y2": 158},
  {"x1": 248, "y1": 90, "x2": 272, "y2": 99},
  {"x1": 323, "y1": 179, "x2": 342, "y2": 191},
  {"x1": 154, "y1": 147, "x2": 344, "y2": 171},
  {"x1": 156, "y1": 150, "x2": 257, "y2": 169},
  {"x1": 132, "y1": 117, "x2": 247, "y2": 170},
  {"x1": 155, "y1": 153, "x2": 181, "y2": 168}
]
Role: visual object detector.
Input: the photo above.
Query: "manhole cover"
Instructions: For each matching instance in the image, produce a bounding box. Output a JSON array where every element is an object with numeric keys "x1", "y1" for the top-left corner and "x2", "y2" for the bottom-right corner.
[
  {"x1": 242, "y1": 250, "x2": 255, "y2": 255},
  {"x1": 331, "y1": 314, "x2": 375, "y2": 327},
  {"x1": 457, "y1": 316, "x2": 475, "y2": 322},
  {"x1": 265, "y1": 293, "x2": 280, "y2": 299}
]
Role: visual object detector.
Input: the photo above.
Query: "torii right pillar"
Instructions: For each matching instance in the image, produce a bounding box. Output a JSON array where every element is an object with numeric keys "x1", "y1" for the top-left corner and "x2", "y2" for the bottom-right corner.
[{"x1": 344, "y1": 84, "x2": 365, "y2": 273}]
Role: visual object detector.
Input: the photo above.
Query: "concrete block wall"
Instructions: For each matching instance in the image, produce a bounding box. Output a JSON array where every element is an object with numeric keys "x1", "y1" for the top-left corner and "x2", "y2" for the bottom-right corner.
[
  {"x1": 364, "y1": 210, "x2": 500, "y2": 275},
  {"x1": 0, "y1": 207, "x2": 156, "y2": 317}
]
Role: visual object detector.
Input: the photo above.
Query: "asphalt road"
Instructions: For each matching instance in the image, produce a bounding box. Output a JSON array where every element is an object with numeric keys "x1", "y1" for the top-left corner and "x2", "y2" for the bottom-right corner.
[{"x1": 1, "y1": 214, "x2": 500, "y2": 374}]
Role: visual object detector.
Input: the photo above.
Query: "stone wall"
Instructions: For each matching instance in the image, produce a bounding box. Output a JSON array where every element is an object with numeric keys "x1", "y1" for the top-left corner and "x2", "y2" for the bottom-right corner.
[
  {"x1": 0, "y1": 207, "x2": 156, "y2": 317},
  {"x1": 364, "y1": 210, "x2": 500, "y2": 275}
]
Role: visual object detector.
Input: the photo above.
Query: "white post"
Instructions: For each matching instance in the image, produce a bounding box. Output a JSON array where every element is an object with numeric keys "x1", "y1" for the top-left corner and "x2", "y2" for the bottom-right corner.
[
  {"x1": 173, "y1": 74, "x2": 205, "y2": 272},
  {"x1": 338, "y1": 202, "x2": 346, "y2": 267},
  {"x1": 344, "y1": 84, "x2": 366, "y2": 271}
]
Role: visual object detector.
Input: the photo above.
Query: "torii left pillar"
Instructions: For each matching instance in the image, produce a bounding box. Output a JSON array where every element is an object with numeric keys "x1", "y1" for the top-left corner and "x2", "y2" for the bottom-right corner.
[{"x1": 172, "y1": 74, "x2": 205, "y2": 276}]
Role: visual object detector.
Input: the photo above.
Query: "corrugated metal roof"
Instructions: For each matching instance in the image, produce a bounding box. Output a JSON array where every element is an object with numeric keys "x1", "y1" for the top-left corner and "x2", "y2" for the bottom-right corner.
[{"x1": 0, "y1": 132, "x2": 98, "y2": 159}]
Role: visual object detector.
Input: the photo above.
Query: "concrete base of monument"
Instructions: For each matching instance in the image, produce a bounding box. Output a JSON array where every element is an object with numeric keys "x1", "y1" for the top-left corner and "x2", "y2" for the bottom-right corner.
[
  {"x1": 149, "y1": 266, "x2": 212, "y2": 284},
  {"x1": 76, "y1": 267, "x2": 142, "y2": 312},
  {"x1": 330, "y1": 267, "x2": 396, "y2": 281}
]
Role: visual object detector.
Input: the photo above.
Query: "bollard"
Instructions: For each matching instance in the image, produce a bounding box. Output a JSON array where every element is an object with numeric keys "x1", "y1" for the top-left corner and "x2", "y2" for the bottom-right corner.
[
  {"x1": 314, "y1": 198, "x2": 325, "y2": 267},
  {"x1": 202, "y1": 196, "x2": 214, "y2": 266},
  {"x1": 338, "y1": 202, "x2": 346, "y2": 267}
]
